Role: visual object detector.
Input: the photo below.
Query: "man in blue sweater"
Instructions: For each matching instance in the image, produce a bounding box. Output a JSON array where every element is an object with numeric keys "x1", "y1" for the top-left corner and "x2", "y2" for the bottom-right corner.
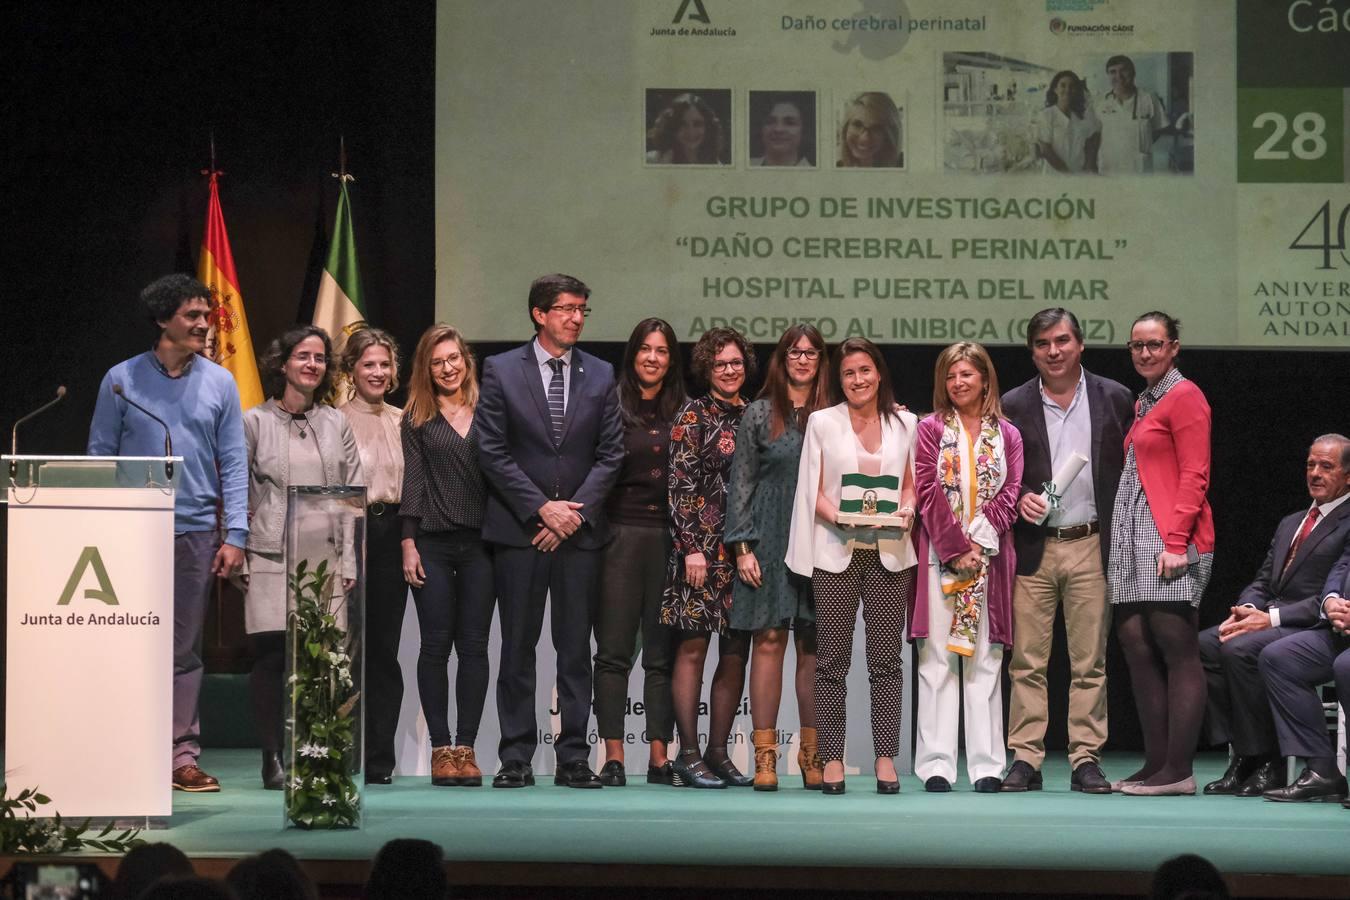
[{"x1": 88, "y1": 274, "x2": 249, "y2": 792}]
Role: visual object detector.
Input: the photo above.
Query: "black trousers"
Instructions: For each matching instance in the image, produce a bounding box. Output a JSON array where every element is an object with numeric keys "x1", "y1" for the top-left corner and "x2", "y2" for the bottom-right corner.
[
  {"x1": 1199, "y1": 622, "x2": 1300, "y2": 755},
  {"x1": 412, "y1": 529, "x2": 495, "y2": 748},
  {"x1": 1258, "y1": 627, "x2": 1350, "y2": 759},
  {"x1": 593, "y1": 523, "x2": 675, "y2": 743},
  {"x1": 364, "y1": 503, "x2": 407, "y2": 777},
  {"x1": 494, "y1": 543, "x2": 601, "y2": 765}
]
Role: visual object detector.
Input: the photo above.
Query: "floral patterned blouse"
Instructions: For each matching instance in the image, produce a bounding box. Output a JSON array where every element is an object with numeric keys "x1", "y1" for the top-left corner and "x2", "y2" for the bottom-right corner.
[{"x1": 660, "y1": 393, "x2": 745, "y2": 634}]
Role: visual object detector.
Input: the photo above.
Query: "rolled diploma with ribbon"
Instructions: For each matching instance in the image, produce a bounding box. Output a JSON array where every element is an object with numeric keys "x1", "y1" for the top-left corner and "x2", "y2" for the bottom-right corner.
[{"x1": 1034, "y1": 451, "x2": 1090, "y2": 525}]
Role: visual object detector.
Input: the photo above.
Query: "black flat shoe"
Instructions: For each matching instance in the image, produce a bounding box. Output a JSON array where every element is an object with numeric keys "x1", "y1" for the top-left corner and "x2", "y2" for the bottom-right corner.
[
  {"x1": 822, "y1": 779, "x2": 846, "y2": 795},
  {"x1": 261, "y1": 751, "x2": 284, "y2": 791},
  {"x1": 876, "y1": 778, "x2": 899, "y2": 795},
  {"x1": 671, "y1": 751, "x2": 726, "y2": 789},
  {"x1": 705, "y1": 755, "x2": 753, "y2": 787},
  {"x1": 492, "y1": 760, "x2": 535, "y2": 788},
  {"x1": 924, "y1": 776, "x2": 951, "y2": 793},
  {"x1": 1262, "y1": 768, "x2": 1348, "y2": 803},
  {"x1": 646, "y1": 762, "x2": 675, "y2": 785},
  {"x1": 1236, "y1": 760, "x2": 1286, "y2": 797},
  {"x1": 973, "y1": 776, "x2": 1003, "y2": 793},
  {"x1": 599, "y1": 760, "x2": 627, "y2": 787},
  {"x1": 554, "y1": 759, "x2": 603, "y2": 788}
]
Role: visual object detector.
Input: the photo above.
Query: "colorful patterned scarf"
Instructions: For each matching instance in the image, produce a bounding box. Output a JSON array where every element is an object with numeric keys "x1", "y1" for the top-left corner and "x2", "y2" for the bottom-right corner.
[{"x1": 937, "y1": 414, "x2": 1003, "y2": 656}]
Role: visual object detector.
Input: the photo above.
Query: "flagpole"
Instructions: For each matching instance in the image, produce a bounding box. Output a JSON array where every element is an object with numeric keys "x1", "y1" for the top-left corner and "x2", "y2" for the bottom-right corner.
[
  {"x1": 201, "y1": 130, "x2": 224, "y2": 180},
  {"x1": 333, "y1": 134, "x2": 355, "y2": 184}
]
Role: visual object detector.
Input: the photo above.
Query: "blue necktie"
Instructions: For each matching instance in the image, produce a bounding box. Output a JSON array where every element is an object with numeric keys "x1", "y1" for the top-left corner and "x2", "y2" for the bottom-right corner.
[{"x1": 547, "y1": 357, "x2": 565, "y2": 443}]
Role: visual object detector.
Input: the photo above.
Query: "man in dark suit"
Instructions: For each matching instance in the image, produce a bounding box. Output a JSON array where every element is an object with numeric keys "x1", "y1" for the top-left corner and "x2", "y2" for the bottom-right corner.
[
  {"x1": 1201, "y1": 434, "x2": 1350, "y2": 797},
  {"x1": 1255, "y1": 440, "x2": 1350, "y2": 803},
  {"x1": 476, "y1": 273, "x2": 624, "y2": 788},
  {"x1": 1000, "y1": 308, "x2": 1134, "y2": 794}
]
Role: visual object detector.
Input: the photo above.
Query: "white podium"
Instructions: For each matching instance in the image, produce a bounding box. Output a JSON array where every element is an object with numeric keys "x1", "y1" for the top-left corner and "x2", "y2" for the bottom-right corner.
[{"x1": 4, "y1": 455, "x2": 180, "y2": 818}]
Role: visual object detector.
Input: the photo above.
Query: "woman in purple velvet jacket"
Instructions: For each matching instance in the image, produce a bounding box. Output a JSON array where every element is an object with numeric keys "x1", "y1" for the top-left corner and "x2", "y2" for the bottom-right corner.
[{"x1": 911, "y1": 341, "x2": 1023, "y2": 794}]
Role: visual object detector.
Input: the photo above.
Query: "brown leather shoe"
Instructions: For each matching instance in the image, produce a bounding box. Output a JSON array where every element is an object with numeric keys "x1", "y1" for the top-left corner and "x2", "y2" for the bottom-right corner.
[
  {"x1": 453, "y1": 745, "x2": 483, "y2": 787},
  {"x1": 752, "y1": 728, "x2": 778, "y2": 792},
  {"x1": 172, "y1": 764, "x2": 220, "y2": 792},
  {"x1": 431, "y1": 745, "x2": 461, "y2": 786},
  {"x1": 797, "y1": 726, "x2": 824, "y2": 790}
]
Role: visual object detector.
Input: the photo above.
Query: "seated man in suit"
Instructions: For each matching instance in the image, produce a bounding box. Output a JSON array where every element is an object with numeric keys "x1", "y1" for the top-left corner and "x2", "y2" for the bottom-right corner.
[
  {"x1": 476, "y1": 273, "x2": 624, "y2": 789},
  {"x1": 1257, "y1": 530, "x2": 1350, "y2": 803},
  {"x1": 1201, "y1": 433, "x2": 1350, "y2": 796}
]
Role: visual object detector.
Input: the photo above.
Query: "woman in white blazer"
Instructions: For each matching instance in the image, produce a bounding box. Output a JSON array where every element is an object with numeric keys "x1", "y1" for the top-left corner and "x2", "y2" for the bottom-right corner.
[{"x1": 786, "y1": 338, "x2": 918, "y2": 795}]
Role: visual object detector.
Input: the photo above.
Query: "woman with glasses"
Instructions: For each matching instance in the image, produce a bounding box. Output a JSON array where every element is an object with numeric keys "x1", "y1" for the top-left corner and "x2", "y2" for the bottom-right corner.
[
  {"x1": 1108, "y1": 312, "x2": 1213, "y2": 796},
  {"x1": 725, "y1": 325, "x2": 831, "y2": 790},
  {"x1": 337, "y1": 327, "x2": 405, "y2": 785},
  {"x1": 399, "y1": 324, "x2": 494, "y2": 787},
  {"x1": 241, "y1": 326, "x2": 363, "y2": 790},
  {"x1": 837, "y1": 92, "x2": 904, "y2": 168},
  {"x1": 592, "y1": 318, "x2": 686, "y2": 786},
  {"x1": 912, "y1": 341, "x2": 1023, "y2": 794},
  {"x1": 661, "y1": 327, "x2": 756, "y2": 788}
]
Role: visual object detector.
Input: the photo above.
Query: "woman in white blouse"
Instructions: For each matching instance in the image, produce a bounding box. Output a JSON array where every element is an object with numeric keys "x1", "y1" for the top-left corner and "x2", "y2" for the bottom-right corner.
[
  {"x1": 786, "y1": 338, "x2": 918, "y2": 795},
  {"x1": 338, "y1": 327, "x2": 405, "y2": 786}
]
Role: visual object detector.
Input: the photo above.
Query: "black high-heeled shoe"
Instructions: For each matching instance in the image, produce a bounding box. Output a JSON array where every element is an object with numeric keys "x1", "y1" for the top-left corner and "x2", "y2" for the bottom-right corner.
[
  {"x1": 876, "y1": 778, "x2": 900, "y2": 794},
  {"x1": 822, "y1": 778, "x2": 846, "y2": 795},
  {"x1": 671, "y1": 751, "x2": 726, "y2": 789}
]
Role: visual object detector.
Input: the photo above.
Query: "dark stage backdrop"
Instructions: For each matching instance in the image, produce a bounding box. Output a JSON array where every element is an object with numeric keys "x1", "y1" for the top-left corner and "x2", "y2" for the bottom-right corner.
[{"x1": 4, "y1": 3, "x2": 1347, "y2": 753}]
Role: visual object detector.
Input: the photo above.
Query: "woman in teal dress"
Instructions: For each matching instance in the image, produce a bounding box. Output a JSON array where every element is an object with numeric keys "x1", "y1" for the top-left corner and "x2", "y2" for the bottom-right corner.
[{"x1": 725, "y1": 324, "x2": 832, "y2": 790}]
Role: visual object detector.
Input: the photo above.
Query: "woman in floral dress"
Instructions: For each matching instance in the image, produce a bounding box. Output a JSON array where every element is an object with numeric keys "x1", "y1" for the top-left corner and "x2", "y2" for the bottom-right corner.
[{"x1": 661, "y1": 326, "x2": 756, "y2": 788}]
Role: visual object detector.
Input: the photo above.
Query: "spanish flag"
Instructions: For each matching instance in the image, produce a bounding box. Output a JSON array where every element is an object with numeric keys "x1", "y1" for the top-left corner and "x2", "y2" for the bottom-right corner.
[{"x1": 198, "y1": 172, "x2": 264, "y2": 410}]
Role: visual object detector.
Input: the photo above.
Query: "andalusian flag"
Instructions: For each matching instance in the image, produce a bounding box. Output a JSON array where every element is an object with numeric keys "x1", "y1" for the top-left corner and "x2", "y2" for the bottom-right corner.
[
  {"x1": 198, "y1": 173, "x2": 264, "y2": 410},
  {"x1": 838, "y1": 473, "x2": 901, "y2": 515},
  {"x1": 312, "y1": 178, "x2": 366, "y2": 402}
]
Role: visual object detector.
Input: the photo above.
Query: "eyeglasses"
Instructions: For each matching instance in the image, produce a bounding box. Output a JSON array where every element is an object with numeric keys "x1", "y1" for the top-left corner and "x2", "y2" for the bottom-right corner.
[
  {"x1": 1125, "y1": 339, "x2": 1175, "y2": 355},
  {"x1": 786, "y1": 348, "x2": 820, "y2": 361},
  {"x1": 429, "y1": 358, "x2": 461, "y2": 370},
  {"x1": 550, "y1": 304, "x2": 591, "y2": 318},
  {"x1": 712, "y1": 359, "x2": 745, "y2": 373},
  {"x1": 291, "y1": 352, "x2": 327, "y2": 366}
]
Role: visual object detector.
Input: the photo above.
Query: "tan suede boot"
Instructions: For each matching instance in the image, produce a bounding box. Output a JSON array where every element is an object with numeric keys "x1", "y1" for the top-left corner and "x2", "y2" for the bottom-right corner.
[
  {"x1": 431, "y1": 745, "x2": 460, "y2": 786},
  {"x1": 797, "y1": 726, "x2": 824, "y2": 790},
  {"x1": 453, "y1": 745, "x2": 483, "y2": 787},
  {"x1": 752, "y1": 729, "x2": 778, "y2": 792}
]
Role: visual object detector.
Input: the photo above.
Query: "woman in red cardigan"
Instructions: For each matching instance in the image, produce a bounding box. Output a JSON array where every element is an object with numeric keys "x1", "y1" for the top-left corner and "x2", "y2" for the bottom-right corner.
[{"x1": 1108, "y1": 311, "x2": 1214, "y2": 796}]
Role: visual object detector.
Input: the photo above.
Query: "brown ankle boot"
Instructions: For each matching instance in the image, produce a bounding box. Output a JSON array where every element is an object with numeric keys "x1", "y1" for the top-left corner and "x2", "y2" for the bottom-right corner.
[
  {"x1": 752, "y1": 729, "x2": 778, "y2": 792},
  {"x1": 797, "y1": 726, "x2": 824, "y2": 790},
  {"x1": 453, "y1": 745, "x2": 483, "y2": 787},
  {"x1": 431, "y1": 745, "x2": 461, "y2": 786}
]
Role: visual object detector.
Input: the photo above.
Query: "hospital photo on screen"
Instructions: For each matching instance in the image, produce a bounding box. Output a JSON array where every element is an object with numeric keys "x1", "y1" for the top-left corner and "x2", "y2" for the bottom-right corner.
[{"x1": 942, "y1": 51, "x2": 1194, "y2": 176}]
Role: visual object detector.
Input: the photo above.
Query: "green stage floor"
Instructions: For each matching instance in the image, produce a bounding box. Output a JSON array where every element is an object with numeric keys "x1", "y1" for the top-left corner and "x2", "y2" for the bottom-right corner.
[{"x1": 148, "y1": 750, "x2": 1347, "y2": 880}]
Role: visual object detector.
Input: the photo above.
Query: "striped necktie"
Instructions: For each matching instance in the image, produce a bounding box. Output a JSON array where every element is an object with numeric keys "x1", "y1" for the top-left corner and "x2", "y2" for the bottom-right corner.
[
  {"x1": 546, "y1": 357, "x2": 565, "y2": 442},
  {"x1": 1282, "y1": 507, "x2": 1319, "y2": 576}
]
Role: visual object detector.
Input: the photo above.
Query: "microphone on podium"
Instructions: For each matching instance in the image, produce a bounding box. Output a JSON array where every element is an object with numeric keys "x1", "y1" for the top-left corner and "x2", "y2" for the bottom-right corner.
[
  {"x1": 112, "y1": 383, "x2": 175, "y2": 480},
  {"x1": 9, "y1": 385, "x2": 67, "y2": 479}
]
